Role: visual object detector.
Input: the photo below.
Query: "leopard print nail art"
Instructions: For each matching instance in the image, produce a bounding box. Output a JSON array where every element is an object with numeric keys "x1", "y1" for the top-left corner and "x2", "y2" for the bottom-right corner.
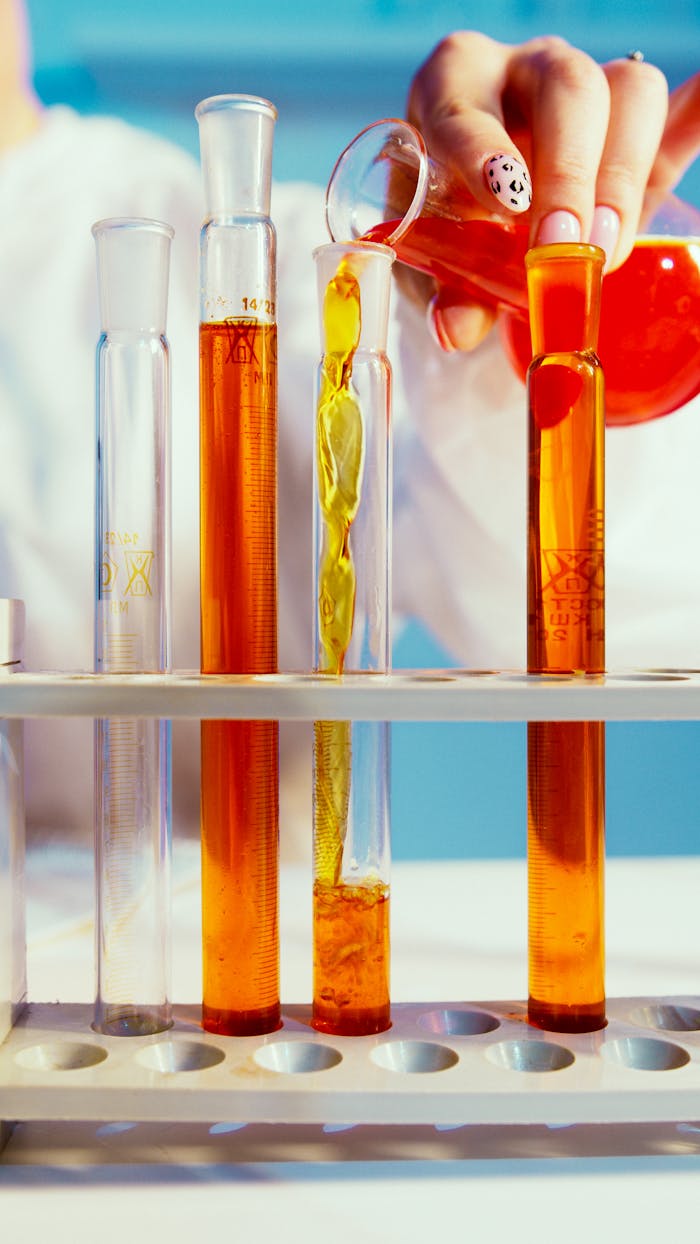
[{"x1": 485, "y1": 155, "x2": 532, "y2": 213}]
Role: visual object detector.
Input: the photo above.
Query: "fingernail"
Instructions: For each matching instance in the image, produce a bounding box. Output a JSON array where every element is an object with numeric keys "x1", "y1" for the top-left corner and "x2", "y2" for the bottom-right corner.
[
  {"x1": 427, "y1": 296, "x2": 496, "y2": 353},
  {"x1": 484, "y1": 154, "x2": 532, "y2": 213},
  {"x1": 427, "y1": 296, "x2": 456, "y2": 353},
  {"x1": 589, "y1": 205, "x2": 621, "y2": 263},
  {"x1": 536, "y1": 210, "x2": 581, "y2": 245}
]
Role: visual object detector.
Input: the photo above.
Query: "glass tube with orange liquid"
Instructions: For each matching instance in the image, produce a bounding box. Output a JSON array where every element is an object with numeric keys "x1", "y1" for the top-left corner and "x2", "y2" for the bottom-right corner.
[
  {"x1": 312, "y1": 241, "x2": 394, "y2": 1036},
  {"x1": 526, "y1": 242, "x2": 606, "y2": 1033},
  {"x1": 196, "y1": 95, "x2": 280, "y2": 1036}
]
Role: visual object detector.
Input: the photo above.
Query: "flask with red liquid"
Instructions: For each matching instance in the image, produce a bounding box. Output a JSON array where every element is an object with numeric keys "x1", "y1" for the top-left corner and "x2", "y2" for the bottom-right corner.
[{"x1": 326, "y1": 119, "x2": 700, "y2": 425}]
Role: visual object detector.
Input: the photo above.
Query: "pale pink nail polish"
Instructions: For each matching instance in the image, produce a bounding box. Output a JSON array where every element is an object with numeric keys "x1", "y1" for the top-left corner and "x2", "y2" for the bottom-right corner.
[
  {"x1": 484, "y1": 154, "x2": 532, "y2": 213},
  {"x1": 426, "y1": 296, "x2": 455, "y2": 353},
  {"x1": 589, "y1": 205, "x2": 620, "y2": 262},
  {"x1": 536, "y1": 211, "x2": 581, "y2": 245}
]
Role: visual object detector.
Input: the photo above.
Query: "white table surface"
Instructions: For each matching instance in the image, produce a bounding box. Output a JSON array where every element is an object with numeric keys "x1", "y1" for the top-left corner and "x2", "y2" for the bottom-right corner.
[{"x1": 3, "y1": 844, "x2": 700, "y2": 1243}]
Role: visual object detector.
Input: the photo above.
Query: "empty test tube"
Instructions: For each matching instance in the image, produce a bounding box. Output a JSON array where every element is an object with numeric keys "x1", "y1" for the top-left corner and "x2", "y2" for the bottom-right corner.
[{"x1": 93, "y1": 218, "x2": 173, "y2": 1036}]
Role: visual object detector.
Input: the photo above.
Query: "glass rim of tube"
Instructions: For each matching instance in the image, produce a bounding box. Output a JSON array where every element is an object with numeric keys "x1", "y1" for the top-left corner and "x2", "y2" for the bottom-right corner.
[
  {"x1": 525, "y1": 241, "x2": 605, "y2": 269},
  {"x1": 194, "y1": 93, "x2": 278, "y2": 122},
  {"x1": 91, "y1": 217, "x2": 175, "y2": 240},
  {"x1": 313, "y1": 239, "x2": 396, "y2": 263}
]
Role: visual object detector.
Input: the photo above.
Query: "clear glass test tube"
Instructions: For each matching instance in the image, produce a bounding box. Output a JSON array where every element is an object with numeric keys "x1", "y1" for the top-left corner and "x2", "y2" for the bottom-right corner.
[
  {"x1": 312, "y1": 240, "x2": 393, "y2": 1036},
  {"x1": 196, "y1": 95, "x2": 280, "y2": 1037},
  {"x1": 93, "y1": 218, "x2": 173, "y2": 1036},
  {"x1": 526, "y1": 242, "x2": 606, "y2": 1034}
]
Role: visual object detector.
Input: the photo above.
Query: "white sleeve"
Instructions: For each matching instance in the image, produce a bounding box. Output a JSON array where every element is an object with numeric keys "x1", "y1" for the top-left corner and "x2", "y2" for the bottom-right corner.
[{"x1": 390, "y1": 295, "x2": 528, "y2": 669}]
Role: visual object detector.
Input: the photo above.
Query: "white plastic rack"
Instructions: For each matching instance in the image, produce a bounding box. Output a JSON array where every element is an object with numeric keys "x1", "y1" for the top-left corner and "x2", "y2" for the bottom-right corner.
[{"x1": 2, "y1": 668, "x2": 700, "y2": 1143}]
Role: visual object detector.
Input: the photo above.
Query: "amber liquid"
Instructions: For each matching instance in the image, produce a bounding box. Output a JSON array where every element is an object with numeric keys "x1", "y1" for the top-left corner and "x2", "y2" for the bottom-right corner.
[
  {"x1": 527, "y1": 344, "x2": 606, "y2": 1033},
  {"x1": 313, "y1": 879, "x2": 390, "y2": 1035},
  {"x1": 200, "y1": 319, "x2": 280, "y2": 1036},
  {"x1": 312, "y1": 261, "x2": 391, "y2": 1036},
  {"x1": 527, "y1": 720, "x2": 605, "y2": 1032},
  {"x1": 367, "y1": 218, "x2": 700, "y2": 425}
]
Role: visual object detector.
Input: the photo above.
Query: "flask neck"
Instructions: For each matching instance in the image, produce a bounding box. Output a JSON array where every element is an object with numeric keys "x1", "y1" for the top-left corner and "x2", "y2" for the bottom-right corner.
[
  {"x1": 196, "y1": 94, "x2": 276, "y2": 219},
  {"x1": 526, "y1": 243, "x2": 604, "y2": 356}
]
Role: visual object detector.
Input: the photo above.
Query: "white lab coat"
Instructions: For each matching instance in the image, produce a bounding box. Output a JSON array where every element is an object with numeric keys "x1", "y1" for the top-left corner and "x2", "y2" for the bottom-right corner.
[{"x1": 1, "y1": 107, "x2": 699, "y2": 847}]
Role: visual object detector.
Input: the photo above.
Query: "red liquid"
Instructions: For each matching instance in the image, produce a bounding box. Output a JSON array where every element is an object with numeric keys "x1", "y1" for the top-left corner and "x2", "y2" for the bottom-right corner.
[
  {"x1": 367, "y1": 218, "x2": 700, "y2": 425},
  {"x1": 366, "y1": 215, "x2": 529, "y2": 314},
  {"x1": 200, "y1": 320, "x2": 280, "y2": 1037}
]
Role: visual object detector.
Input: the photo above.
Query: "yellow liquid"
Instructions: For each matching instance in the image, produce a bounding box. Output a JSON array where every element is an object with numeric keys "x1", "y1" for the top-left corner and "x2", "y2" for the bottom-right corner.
[
  {"x1": 314, "y1": 264, "x2": 364, "y2": 887},
  {"x1": 312, "y1": 258, "x2": 390, "y2": 1035}
]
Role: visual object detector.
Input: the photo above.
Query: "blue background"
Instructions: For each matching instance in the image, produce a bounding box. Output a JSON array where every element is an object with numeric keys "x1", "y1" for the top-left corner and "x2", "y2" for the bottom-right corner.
[{"x1": 25, "y1": 0, "x2": 700, "y2": 859}]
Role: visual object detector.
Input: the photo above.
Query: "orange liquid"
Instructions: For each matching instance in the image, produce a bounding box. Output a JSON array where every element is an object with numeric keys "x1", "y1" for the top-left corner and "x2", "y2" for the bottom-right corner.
[
  {"x1": 527, "y1": 357, "x2": 605, "y2": 674},
  {"x1": 527, "y1": 298, "x2": 606, "y2": 1032},
  {"x1": 200, "y1": 319, "x2": 280, "y2": 1036},
  {"x1": 312, "y1": 879, "x2": 390, "y2": 1035},
  {"x1": 367, "y1": 218, "x2": 700, "y2": 425},
  {"x1": 527, "y1": 720, "x2": 605, "y2": 1032}
]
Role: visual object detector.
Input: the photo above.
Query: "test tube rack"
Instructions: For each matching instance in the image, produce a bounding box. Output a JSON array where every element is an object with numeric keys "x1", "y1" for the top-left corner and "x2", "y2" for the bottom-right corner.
[{"x1": 3, "y1": 668, "x2": 700, "y2": 1146}]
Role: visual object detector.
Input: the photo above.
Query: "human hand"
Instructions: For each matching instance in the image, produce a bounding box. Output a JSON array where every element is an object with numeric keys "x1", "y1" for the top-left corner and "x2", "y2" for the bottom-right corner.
[{"x1": 404, "y1": 33, "x2": 685, "y2": 352}]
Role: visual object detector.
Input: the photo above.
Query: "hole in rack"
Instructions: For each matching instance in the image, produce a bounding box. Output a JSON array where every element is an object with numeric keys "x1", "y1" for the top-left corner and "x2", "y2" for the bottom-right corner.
[
  {"x1": 399, "y1": 674, "x2": 457, "y2": 683},
  {"x1": 608, "y1": 673, "x2": 688, "y2": 683},
  {"x1": 370, "y1": 1041, "x2": 459, "y2": 1074},
  {"x1": 647, "y1": 668, "x2": 700, "y2": 676},
  {"x1": 15, "y1": 1042, "x2": 108, "y2": 1072},
  {"x1": 630, "y1": 1004, "x2": 700, "y2": 1033},
  {"x1": 135, "y1": 1040, "x2": 226, "y2": 1073},
  {"x1": 418, "y1": 1008, "x2": 500, "y2": 1037},
  {"x1": 601, "y1": 1037, "x2": 690, "y2": 1072},
  {"x1": 253, "y1": 1041, "x2": 342, "y2": 1074},
  {"x1": 486, "y1": 1039, "x2": 575, "y2": 1073}
]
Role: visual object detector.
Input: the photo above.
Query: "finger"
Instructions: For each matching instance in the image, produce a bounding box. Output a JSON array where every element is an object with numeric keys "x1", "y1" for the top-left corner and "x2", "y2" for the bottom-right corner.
[
  {"x1": 393, "y1": 261, "x2": 497, "y2": 354},
  {"x1": 647, "y1": 70, "x2": 700, "y2": 203},
  {"x1": 505, "y1": 37, "x2": 612, "y2": 247},
  {"x1": 590, "y1": 56, "x2": 668, "y2": 268},
  {"x1": 407, "y1": 32, "x2": 533, "y2": 219},
  {"x1": 428, "y1": 288, "x2": 497, "y2": 353}
]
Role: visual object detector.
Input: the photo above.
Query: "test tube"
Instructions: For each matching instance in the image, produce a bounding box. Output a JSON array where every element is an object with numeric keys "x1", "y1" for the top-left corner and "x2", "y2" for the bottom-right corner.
[
  {"x1": 312, "y1": 241, "x2": 393, "y2": 1036},
  {"x1": 0, "y1": 599, "x2": 25, "y2": 1046},
  {"x1": 196, "y1": 95, "x2": 280, "y2": 1036},
  {"x1": 526, "y1": 242, "x2": 606, "y2": 1034},
  {"x1": 93, "y1": 218, "x2": 173, "y2": 1036}
]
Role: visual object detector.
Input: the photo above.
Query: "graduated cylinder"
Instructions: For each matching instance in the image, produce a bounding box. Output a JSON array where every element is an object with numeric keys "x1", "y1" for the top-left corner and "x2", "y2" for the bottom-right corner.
[
  {"x1": 526, "y1": 242, "x2": 606, "y2": 1034},
  {"x1": 312, "y1": 241, "x2": 393, "y2": 1036},
  {"x1": 93, "y1": 218, "x2": 173, "y2": 1037},
  {"x1": 197, "y1": 95, "x2": 280, "y2": 1037}
]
